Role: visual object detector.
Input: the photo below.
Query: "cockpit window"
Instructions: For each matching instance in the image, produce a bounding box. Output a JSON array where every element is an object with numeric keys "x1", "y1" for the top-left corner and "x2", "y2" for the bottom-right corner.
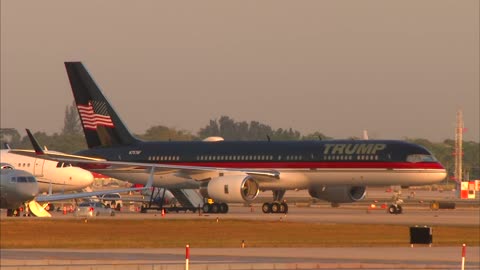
[
  {"x1": 56, "y1": 162, "x2": 73, "y2": 168},
  {"x1": 14, "y1": 176, "x2": 36, "y2": 183},
  {"x1": 16, "y1": 177, "x2": 27, "y2": 183},
  {"x1": 406, "y1": 154, "x2": 436, "y2": 163}
]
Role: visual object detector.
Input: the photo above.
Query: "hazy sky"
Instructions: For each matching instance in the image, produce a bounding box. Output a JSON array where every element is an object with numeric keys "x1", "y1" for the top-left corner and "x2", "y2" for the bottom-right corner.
[{"x1": 1, "y1": 1, "x2": 479, "y2": 142}]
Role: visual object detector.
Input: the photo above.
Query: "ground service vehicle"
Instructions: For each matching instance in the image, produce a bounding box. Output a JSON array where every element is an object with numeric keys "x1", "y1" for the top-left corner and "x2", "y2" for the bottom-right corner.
[
  {"x1": 74, "y1": 202, "x2": 115, "y2": 217},
  {"x1": 100, "y1": 193, "x2": 123, "y2": 210}
]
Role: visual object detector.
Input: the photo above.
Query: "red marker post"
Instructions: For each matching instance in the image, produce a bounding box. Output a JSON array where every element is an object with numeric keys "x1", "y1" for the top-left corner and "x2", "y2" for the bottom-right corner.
[
  {"x1": 461, "y1": 243, "x2": 466, "y2": 270},
  {"x1": 185, "y1": 244, "x2": 190, "y2": 270}
]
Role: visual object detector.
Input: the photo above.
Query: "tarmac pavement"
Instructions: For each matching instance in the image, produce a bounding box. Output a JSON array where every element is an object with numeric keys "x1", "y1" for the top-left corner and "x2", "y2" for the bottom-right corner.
[{"x1": 1, "y1": 246, "x2": 479, "y2": 269}]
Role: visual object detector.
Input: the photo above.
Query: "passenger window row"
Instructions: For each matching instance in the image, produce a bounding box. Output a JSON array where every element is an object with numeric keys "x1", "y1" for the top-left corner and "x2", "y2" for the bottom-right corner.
[
  {"x1": 323, "y1": 155, "x2": 379, "y2": 161},
  {"x1": 197, "y1": 155, "x2": 275, "y2": 161},
  {"x1": 148, "y1": 156, "x2": 180, "y2": 161},
  {"x1": 17, "y1": 163, "x2": 30, "y2": 168},
  {"x1": 146, "y1": 154, "x2": 382, "y2": 162}
]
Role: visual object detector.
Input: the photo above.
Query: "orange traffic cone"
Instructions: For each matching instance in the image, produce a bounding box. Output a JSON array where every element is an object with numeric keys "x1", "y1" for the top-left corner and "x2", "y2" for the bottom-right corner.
[
  {"x1": 161, "y1": 208, "x2": 165, "y2": 217},
  {"x1": 63, "y1": 206, "x2": 67, "y2": 215}
]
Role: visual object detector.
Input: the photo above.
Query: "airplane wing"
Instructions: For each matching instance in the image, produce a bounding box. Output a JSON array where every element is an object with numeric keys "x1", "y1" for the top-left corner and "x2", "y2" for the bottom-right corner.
[
  {"x1": 35, "y1": 167, "x2": 155, "y2": 203},
  {"x1": 56, "y1": 158, "x2": 281, "y2": 182},
  {"x1": 9, "y1": 150, "x2": 280, "y2": 181},
  {"x1": 11, "y1": 130, "x2": 104, "y2": 162},
  {"x1": 5, "y1": 148, "x2": 280, "y2": 181},
  {"x1": 35, "y1": 186, "x2": 146, "y2": 202},
  {"x1": 27, "y1": 167, "x2": 155, "y2": 218},
  {"x1": 7, "y1": 149, "x2": 105, "y2": 162},
  {"x1": 17, "y1": 128, "x2": 280, "y2": 182},
  {"x1": 29, "y1": 185, "x2": 147, "y2": 218}
]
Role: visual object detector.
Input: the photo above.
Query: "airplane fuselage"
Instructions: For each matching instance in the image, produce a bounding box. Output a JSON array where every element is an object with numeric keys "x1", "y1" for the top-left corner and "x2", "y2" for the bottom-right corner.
[
  {"x1": 0, "y1": 150, "x2": 94, "y2": 193},
  {"x1": 0, "y1": 168, "x2": 38, "y2": 209},
  {"x1": 75, "y1": 140, "x2": 446, "y2": 189}
]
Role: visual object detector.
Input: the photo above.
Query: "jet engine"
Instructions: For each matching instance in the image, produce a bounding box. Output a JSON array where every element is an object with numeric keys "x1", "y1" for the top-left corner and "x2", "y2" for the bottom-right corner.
[
  {"x1": 0, "y1": 163, "x2": 15, "y2": 170},
  {"x1": 201, "y1": 175, "x2": 260, "y2": 203},
  {"x1": 308, "y1": 185, "x2": 367, "y2": 203}
]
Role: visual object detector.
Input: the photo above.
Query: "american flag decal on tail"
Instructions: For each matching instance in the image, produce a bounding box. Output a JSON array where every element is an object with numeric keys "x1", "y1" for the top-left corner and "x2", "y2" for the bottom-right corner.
[{"x1": 77, "y1": 100, "x2": 114, "y2": 130}]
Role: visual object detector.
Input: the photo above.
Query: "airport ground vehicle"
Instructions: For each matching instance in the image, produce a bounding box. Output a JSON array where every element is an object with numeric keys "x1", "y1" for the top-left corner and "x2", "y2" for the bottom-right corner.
[
  {"x1": 100, "y1": 193, "x2": 123, "y2": 210},
  {"x1": 74, "y1": 202, "x2": 115, "y2": 217}
]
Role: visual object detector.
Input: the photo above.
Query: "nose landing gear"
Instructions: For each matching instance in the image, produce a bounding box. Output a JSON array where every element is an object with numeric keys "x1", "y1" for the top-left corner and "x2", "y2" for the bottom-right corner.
[
  {"x1": 388, "y1": 187, "x2": 404, "y2": 215},
  {"x1": 388, "y1": 204, "x2": 403, "y2": 214}
]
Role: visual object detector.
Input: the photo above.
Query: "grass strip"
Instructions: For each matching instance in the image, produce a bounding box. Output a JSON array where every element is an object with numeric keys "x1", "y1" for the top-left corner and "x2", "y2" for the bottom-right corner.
[{"x1": 1, "y1": 219, "x2": 478, "y2": 248}]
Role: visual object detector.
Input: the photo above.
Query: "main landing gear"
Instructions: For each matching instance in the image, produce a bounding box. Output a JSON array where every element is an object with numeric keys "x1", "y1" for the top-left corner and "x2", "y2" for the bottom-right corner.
[
  {"x1": 202, "y1": 202, "x2": 229, "y2": 214},
  {"x1": 262, "y1": 201, "x2": 288, "y2": 214},
  {"x1": 262, "y1": 190, "x2": 289, "y2": 214}
]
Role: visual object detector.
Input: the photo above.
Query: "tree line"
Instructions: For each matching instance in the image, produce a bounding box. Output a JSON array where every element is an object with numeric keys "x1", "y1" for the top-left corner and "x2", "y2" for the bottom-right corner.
[{"x1": 1, "y1": 104, "x2": 478, "y2": 180}]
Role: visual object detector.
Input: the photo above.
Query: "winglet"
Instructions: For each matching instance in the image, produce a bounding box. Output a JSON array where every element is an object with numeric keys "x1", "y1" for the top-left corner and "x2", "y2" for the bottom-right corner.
[
  {"x1": 26, "y1": 129, "x2": 45, "y2": 155},
  {"x1": 362, "y1": 130, "x2": 369, "y2": 140}
]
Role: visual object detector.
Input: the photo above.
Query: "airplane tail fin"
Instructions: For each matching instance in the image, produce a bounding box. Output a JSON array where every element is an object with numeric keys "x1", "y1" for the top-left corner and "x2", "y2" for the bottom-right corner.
[
  {"x1": 25, "y1": 129, "x2": 45, "y2": 155},
  {"x1": 64, "y1": 62, "x2": 140, "y2": 148}
]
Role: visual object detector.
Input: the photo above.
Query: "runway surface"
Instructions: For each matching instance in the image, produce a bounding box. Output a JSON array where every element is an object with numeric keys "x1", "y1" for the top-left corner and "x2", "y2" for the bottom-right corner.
[
  {"x1": 12, "y1": 187, "x2": 476, "y2": 225},
  {"x1": 1, "y1": 188, "x2": 478, "y2": 269},
  {"x1": 2, "y1": 206, "x2": 479, "y2": 269},
  {"x1": 34, "y1": 201, "x2": 479, "y2": 227},
  {"x1": 2, "y1": 247, "x2": 479, "y2": 269}
]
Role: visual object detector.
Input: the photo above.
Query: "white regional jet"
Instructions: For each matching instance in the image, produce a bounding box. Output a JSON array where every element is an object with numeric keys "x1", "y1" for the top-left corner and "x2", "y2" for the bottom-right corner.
[
  {"x1": 0, "y1": 149, "x2": 94, "y2": 193},
  {"x1": 1, "y1": 130, "x2": 94, "y2": 194}
]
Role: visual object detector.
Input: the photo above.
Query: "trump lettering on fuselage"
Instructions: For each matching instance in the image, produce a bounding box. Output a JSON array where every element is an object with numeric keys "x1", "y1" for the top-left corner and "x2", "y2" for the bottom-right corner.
[{"x1": 323, "y1": 144, "x2": 386, "y2": 155}]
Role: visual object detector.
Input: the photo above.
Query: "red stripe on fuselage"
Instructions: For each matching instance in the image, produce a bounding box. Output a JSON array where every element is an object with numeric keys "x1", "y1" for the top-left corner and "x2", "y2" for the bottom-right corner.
[{"x1": 152, "y1": 161, "x2": 445, "y2": 170}]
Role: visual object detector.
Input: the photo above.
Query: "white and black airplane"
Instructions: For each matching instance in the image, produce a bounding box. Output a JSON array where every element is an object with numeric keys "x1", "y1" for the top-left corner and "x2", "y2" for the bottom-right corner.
[{"x1": 39, "y1": 62, "x2": 447, "y2": 215}]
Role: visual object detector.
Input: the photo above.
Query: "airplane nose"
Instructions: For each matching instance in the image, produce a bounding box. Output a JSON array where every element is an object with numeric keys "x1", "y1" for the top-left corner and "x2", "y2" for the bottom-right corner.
[
  {"x1": 440, "y1": 169, "x2": 448, "y2": 181},
  {"x1": 70, "y1": 168, "x2": 95, "y2": 188},
  {"x1": 18, "y1": 183, "x2": 39, "y2": 201},
  {"x1": 79, "y1": 169, "x2": 95, "y2": 187}
]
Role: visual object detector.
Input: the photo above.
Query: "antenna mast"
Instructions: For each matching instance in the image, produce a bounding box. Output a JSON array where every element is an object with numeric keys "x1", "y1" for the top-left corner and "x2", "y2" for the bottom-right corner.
[{"x1": 454, "y1": 109, "x2": 463, "y2": 183}]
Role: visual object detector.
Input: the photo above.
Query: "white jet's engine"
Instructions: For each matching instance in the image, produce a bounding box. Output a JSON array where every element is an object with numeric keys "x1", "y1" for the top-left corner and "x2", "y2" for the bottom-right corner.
[
  {"x1": 201, "y1": 175, "x2": 260, "y2": 203},
  {"x1": 0, "y1": 163, "x2": 15, "y2": 170},
  {"x1": 308, "y1": 185, "x2": 367, "y2": 203}
]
